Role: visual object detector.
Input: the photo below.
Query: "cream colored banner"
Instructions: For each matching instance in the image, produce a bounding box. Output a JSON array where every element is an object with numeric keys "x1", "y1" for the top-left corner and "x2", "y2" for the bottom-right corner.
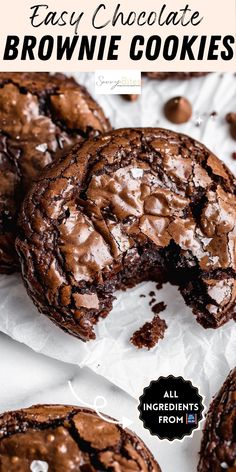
[{"x1": 0, "y1": 0, "x2": 235, "y2": 71}]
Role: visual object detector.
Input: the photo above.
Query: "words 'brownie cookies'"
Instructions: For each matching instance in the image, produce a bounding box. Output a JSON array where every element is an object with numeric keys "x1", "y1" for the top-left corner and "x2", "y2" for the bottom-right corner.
[
  {"x1": 198, "y1": 368, "x2": 236, "y2": 472},
  {"x1": 0, "y1": 72, "x2": 111, "y2": 273},
  {"x1": 16, "y1": 128, "x2": 236, "y2": 341},
  {"x1": 0, "y1": 404, "x2": 161, "y2": 472}
]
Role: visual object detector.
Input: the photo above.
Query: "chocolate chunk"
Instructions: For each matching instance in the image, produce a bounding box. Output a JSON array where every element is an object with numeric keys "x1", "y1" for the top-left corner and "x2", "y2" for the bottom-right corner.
[
  {"x1": 226, "y1": 113, "x2": 236, "y2": 140},
  {"x1": 0, "y1": 72, "x2": 111, "y2": 273},
  {"x1": 130, "y1": 315, "x2": 167, "y2": 349},
  {"x1": 198, "y1": 368, "x2": 236, "y2": 472},
  {"x1": 164, "y1": 96, "x2": 192, "y2": 124},
  {"x1": 0, "y1": 405, "x2": 161, "y2": 472},
  {"x1": 16, "y1": 128, "x2": 236, "y2": 341}
]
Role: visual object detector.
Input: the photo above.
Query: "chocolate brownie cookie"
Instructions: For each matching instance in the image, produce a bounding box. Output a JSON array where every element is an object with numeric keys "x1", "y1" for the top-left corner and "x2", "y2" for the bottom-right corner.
[
  {"x1": 198, "y1": 368, "x2": 236, "y2": 472},
  {"x1": 0, "y1": 404, "x2": 161, "y2": 471},
  {"x1": 16, "y1": 128, "x2": 236, "y2": 341},
  {"x1": 0, "y1": 72, "x2": 111, "y2": 273},
  {"x1": 145, "y1": 72, "x2": 208, "y2": 80}
]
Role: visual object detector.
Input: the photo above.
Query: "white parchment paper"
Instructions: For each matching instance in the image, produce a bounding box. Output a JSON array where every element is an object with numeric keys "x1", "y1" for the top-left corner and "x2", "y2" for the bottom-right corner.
[{"x1": 0, "y1": 72, "x2": 235, "y2": 404}]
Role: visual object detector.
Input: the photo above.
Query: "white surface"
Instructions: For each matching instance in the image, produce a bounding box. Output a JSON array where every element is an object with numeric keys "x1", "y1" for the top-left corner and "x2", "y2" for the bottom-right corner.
[
  {"x1": 0, "y1": 72, "x2": 236, "y2": 471},
  {"x1": 0, "y1": 332, "x2": 203, "y2": 472}
]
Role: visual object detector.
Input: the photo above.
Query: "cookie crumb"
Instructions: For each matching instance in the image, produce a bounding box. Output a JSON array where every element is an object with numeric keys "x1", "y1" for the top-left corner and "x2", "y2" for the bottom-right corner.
[
  {"x1": 156, "y1": 282, "x2": 163, "y2": 290},
  {"x1": 226, "y1": 112, "x2": 236, "y2": 140},
  {"x1": 210, "y1": 111, "x2": 217, "y2": 119},
  {"x1": 122, "y1": 94, "x2": 139, "y2": 102},
  {"x1": 149, "y1": 297, "x2": 156, "y2": 306},
  {"x1": 130, "y1": 315, "x2": 167, "y2": 349},
  {"x1": 151, "y1": 301, "x2": 166, "y2": 315}
]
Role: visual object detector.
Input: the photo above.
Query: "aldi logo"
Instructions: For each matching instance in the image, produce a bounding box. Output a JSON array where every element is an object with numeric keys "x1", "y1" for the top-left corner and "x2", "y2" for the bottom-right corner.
[{"x1": 186, "y1": 414, "x2": 197, "y2": 425}]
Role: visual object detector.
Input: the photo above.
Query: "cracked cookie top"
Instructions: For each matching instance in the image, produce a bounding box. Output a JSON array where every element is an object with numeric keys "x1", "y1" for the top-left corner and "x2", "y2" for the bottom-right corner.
[
  {"x1": 0, "y1": 72, "x2": 111, "y2": 273},
  {"x1": 198, "y1": 368, "x2": 236, "y2": 472},
  {"x1": 0, "y1": 404, "x2": 160, "y2": 472},
  {"x1": 16, "y1": 128, "x2": 236, "y2": 340}
]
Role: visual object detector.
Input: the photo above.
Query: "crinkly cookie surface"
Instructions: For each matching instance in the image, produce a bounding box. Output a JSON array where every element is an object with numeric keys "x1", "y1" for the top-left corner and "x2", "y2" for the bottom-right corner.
[
  {"x1": 0, "y1": 72, "x2": 111, "y2": 273},
  {"x1": 198, "y1": 368, "x2": 236, "y2": 472},
  {"x1": 16, "y1": 128, "x2": 236, "y2": 340},
  {"x1": 0, "y1": 404, "x2": 161, "y2": 471}
]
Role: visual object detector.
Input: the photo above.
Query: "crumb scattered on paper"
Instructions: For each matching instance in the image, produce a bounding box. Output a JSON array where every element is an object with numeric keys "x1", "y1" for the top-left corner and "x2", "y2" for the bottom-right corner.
[{"x1": 130, "y1": 315, "x2": 167, "y2": 350}]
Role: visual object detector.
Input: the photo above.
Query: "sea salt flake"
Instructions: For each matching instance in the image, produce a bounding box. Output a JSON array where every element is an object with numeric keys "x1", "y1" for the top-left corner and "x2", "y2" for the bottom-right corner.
[
  {"x1": 201, "y1": 237, "x2": 212, "y2": 246},
  {"x1": 130, "y1": 168, "x2": 143, "y2": 178},
  {"x1": 195, "y1": 116, "x2": 203, "y2": 127},
  {"x1": 30, "y1": 460, "x2": 49, "y2": 472},
  {"x1": 211, "y1": 256, "x2": 220, "y2": 264},
  {"x1": 36, "y1": 143, "x2": 48, "y2": 152}
]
